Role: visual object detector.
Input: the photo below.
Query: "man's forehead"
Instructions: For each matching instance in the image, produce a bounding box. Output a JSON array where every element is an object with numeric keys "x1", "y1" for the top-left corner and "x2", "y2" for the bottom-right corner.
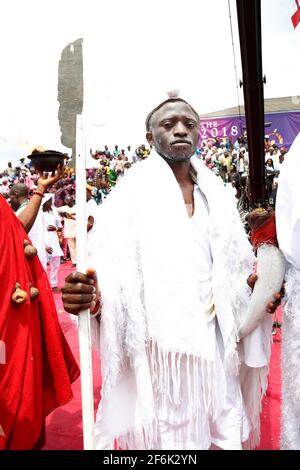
[{"x1": 154, "y1": 101, "x2": 198, "y2": 122}]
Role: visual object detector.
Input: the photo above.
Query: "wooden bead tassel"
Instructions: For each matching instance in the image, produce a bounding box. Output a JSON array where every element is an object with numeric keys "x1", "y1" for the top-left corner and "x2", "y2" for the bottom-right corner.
[
  {"x1": 30, "y1": 286, "x2": 39, "y2": 300},
  {"x1": 24, "y1": 242, "x2": 38, "y2": 259},
  {"x1": 11, "y1": 283, "x2": 28, "y2": 305}
]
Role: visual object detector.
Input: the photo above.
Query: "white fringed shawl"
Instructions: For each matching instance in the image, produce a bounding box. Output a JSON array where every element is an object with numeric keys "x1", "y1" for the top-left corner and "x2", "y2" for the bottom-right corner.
[
  {"x1": 89, "y1": 151, "x2": 273, "y2": 450},
  {"x1": 276, "y1": 133, "x2": 300, "y2": 449}
]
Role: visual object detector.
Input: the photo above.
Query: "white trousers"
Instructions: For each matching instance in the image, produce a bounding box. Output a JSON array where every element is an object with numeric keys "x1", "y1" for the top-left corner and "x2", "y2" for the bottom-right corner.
[
  {"x1": 67, "y1": 238, "x2": 77, "y2": 264},
  {"x1": 49, "y1": 256, "x2": 61, "y2": 287}
]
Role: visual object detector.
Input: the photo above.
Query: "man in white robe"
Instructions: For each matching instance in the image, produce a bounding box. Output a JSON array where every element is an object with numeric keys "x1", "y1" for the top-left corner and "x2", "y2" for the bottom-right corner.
[
  {"x1": 57, "y1": 196, "x2": 77, "y2": 266},
  {"x1": 275, "y1": 132, "x2": 300, "y2": 449},
  {"x1": 62, "y1": 98, "x2": 280, "y2": 450}
]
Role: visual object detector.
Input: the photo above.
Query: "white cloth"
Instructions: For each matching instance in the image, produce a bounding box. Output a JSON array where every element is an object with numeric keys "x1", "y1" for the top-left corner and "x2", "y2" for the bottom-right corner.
[
  {"x1": 16, "y1": 200, "x2": 48, "y2": 270},
  {"x1": 87, "y1": 197, "x2": 98, "y2": 249},
  {"x1": 276, "y1": 132, "x2": 300, "y2": 449},
  {"x1": 89, "y1": 150, "x2": 272, "y2": 450},
  {"x1": 86, "y1": 198, "x2": 97, "y2": 219},
  {"x1": 155, "y1": 187, "x2": 251, "y2": 450},
  {"x1": 49, "y1": 256, "x2": 61, "y2": 287},
  {"x1": 67, "y1": 237, "x2": 77, "y2": 264},
  {"x1": 276, "y1": 132, "x2": 300, "y2": 271},
  {"x1": 236, "y1": 157, "x2": 245, "y2": 174},
  {"x1": 57, "y1": 205, "x2": 76, "y2": 239},
  {"x1": 42, "y1": 209, "x2": 63, "y2": 257},
  {"x1": 190, "y1": 187, "x2": 213, "y2": 310}
]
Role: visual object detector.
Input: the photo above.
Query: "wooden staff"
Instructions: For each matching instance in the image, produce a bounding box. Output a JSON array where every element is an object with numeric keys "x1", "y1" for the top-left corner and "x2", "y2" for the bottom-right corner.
[
  {"x1": 236, "y1": 0, "x2": 266, "y2": 206},
  {"x1": 235, "y1": 0, "x2": 286, "y2": 339}
]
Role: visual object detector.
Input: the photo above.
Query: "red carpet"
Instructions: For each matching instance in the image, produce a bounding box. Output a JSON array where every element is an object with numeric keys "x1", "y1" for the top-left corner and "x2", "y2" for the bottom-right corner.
[
  {"x1": 257, "y1": 310, "x2": 282, "y2": 451},
  {"x1": 43, "y1": 262, "x2": 281, "y2": 450}
]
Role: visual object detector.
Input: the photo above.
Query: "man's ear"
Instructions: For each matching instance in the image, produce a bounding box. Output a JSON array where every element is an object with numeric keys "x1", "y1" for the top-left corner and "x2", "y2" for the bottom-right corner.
[{"x1": 146, "y1": 131, "x2": 154, "y2": 146}]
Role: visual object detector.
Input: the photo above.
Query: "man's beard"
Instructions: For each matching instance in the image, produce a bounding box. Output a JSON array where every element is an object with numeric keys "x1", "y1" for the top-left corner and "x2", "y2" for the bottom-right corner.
[
  {"x1": 160, "y1": 152, "x2": 192, "y2": 163},
  {"x1": 154, "y1": 139, "x2": 194, "y2": 163}
]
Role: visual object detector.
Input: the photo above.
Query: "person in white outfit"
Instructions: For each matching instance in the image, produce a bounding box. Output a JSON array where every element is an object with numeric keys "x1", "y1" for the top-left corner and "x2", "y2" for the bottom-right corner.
[
  {"x1": 42, "y1": 194, "x2": 63, "y2": 292},
  {"x1": 276, "y1": 132, "x2": 300, "y2": 449},
  {"x1": 61, "y1": 98, "x2": 281, "y2": 450},
  {"x1": 57, "y1": 196, "x2": 77, "y2": 266}
]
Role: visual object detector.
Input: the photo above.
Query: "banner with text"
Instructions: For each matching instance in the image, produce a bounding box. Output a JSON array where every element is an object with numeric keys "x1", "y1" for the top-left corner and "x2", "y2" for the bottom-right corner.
[{"x1": 199, "y1": 111, "x2": 300, "y2": 149}]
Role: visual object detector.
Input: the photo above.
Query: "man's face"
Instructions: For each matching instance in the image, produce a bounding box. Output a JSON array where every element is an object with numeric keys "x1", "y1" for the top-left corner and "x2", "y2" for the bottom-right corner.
[
  {"x1": 66, "y1": 197, "x2": 74, "y2": 207},
  {"x1": 280, "y1": 147, "x2": 286, "y2": 155},
  {"x1": 42, "y1": 200, "x2": 52, "y2": 212},
  {"x1": 146, "y1": 101, "x2": 199, "y2": 163},
  {"x1": 9, "y1": 192, "x2": 20, "y2": 211}
]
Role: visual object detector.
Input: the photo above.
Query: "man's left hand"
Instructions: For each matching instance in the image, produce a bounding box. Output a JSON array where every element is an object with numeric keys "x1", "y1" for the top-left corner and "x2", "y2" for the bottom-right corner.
[{"x1": 247, "y1": 274, "x2": 284, "y2": 314}]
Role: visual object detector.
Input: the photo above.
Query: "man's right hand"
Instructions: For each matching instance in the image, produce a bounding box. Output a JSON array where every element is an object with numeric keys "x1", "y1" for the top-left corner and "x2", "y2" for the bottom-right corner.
[{"x1": 62, "y1": 268, "x2": 99, "y2": 315}]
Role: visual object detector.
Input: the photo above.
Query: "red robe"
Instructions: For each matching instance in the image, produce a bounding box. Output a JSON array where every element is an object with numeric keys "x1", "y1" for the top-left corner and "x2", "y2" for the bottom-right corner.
[{"x1": 0, "y1": 195, "x2": 80, "y2": 449}]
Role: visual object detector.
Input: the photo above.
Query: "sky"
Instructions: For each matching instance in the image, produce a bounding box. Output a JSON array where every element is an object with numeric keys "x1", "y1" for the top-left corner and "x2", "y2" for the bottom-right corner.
[{"x1": 0, "y1": 0, "x2": 299, "y2": 170}]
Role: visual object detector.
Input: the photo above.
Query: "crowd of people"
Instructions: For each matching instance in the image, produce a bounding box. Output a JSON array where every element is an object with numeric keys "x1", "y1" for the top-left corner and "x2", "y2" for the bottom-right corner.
[
  {"x1": 196, "y1": 135, "x2": 288, "y2": 207},
  {"x1": 0, "y1": 143, "x2": 152, "y2": 201}
]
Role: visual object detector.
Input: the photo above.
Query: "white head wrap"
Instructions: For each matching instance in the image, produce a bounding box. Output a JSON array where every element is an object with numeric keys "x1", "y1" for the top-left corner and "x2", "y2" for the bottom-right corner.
[{"x1": 43, "y1": 193, "x2": 54, "y2": 204}]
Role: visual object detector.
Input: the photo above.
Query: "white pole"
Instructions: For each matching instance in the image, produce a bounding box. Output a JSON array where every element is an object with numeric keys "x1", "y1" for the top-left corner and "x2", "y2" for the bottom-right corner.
[{"x1": 76, "y1": 113, "x2": 95, "y2": 450}]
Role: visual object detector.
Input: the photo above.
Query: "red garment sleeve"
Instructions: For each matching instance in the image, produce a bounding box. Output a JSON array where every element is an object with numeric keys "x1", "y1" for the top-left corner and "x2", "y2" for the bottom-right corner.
[{"x1": 0, "y1": 195, "x2": 80, "y2": 450}]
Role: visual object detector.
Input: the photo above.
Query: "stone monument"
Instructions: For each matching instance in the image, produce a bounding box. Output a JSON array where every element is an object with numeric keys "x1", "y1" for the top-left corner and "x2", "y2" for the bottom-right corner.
[{"x1": 57, "y1": 38, "x2": 83, "y2": 166}]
